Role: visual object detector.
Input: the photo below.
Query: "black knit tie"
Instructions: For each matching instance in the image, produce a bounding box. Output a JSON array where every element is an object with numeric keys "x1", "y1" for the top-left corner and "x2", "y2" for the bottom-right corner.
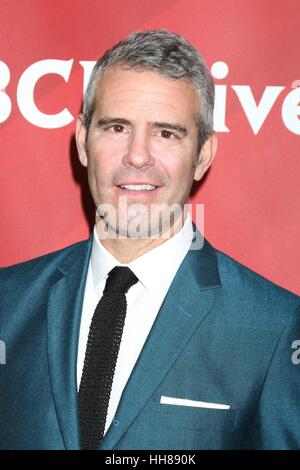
[{"x1": 78, "y1": 266, "x2": 138, "y2": 450}]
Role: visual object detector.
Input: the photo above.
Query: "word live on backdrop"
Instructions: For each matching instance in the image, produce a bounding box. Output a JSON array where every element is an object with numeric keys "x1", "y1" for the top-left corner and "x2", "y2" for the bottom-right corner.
[{"x1": 0, "y1": 59, "x2": 299, "y2": 134}]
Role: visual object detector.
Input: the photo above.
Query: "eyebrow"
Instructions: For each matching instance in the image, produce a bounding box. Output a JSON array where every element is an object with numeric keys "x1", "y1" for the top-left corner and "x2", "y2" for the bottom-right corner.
[
  {"x1": 95, "y1": 117, "x2": 187, "y2": 136},
  {"x1": 96, "y1": 117, "x2": 131, "y2": 127}
]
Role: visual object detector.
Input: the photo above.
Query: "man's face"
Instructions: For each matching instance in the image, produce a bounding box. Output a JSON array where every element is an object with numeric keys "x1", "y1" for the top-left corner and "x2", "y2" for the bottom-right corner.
[{"x1": 76, "y1": 66, "x2": 216, "y2": 238}]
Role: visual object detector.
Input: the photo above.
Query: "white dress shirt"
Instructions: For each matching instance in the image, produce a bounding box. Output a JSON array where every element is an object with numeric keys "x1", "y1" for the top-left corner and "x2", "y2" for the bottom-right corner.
[{"x1": 77, "y1": 212, "x2": 194, "y2": 435}]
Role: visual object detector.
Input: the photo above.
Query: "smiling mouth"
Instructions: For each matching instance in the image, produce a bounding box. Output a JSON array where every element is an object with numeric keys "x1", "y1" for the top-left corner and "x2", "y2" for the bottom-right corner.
[{"x1": 118, "y1": 184, "x2": 158, "y2": 191}]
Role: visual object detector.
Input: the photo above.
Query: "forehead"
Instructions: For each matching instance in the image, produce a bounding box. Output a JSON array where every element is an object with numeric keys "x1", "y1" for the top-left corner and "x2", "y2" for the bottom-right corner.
[{"x1": 93, "y1": 66, "x2": 200, "y2": 122}]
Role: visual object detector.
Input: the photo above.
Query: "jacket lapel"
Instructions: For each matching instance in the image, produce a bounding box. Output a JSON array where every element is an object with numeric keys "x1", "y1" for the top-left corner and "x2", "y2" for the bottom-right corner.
[
  {"x1": 100, "y1": 235, "x2": 222, "y2": 450},
  {"x1": 46, "y1": 237, "x2": 92, "y2": 450}
]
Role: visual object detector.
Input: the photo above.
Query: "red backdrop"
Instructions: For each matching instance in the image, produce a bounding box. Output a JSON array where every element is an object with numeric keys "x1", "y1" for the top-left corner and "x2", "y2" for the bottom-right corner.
[{"x1": 1, "y1": 0, "x2": 299, "y2": 294}]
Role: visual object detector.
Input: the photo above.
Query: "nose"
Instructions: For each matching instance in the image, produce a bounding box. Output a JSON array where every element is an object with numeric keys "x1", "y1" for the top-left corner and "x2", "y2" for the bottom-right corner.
[{"x1": 122, "y1": 130, "x2": 154, "y2": 169}]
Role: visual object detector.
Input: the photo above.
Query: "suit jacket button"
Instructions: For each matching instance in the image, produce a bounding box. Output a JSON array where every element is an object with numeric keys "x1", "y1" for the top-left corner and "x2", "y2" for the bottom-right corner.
[{"x1": 113, "y1": 418, "x2": 119, "y2": 426}]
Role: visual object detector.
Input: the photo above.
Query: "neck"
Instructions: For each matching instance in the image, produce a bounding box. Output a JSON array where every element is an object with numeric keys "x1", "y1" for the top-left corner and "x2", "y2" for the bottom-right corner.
[{"x1": 95, "y1": 214, "x2": 187, "y2": 264}]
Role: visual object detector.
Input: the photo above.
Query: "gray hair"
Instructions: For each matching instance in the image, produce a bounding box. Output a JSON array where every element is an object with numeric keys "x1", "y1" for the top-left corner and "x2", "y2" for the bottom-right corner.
[{"x1": 83, "y1": 29, "x2": 215, "y2": 153}]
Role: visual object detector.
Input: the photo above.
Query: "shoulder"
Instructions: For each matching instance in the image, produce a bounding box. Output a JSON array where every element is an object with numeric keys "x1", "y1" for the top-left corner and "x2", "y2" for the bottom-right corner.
[
  {"x1": 213, "y1": 244, "x2": 300, "y2": 325},
  {"x1": 0, "y1": 237, "x2": 92, "y2": 334},
  {"x1": 0, "y1": 238, "x2": 91, "y2": 285}
]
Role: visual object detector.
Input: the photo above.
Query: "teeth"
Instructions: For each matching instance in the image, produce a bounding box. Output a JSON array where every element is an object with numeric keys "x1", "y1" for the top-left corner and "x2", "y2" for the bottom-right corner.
[{"x1": 120, "y1": 184, "x2": 156, "y2": 191}]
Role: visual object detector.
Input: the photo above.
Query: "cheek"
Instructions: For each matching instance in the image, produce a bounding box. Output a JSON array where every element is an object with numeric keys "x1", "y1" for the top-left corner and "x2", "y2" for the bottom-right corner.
[
  {"x1": 152, "y1": 140, "x2": 196, "y2": 173},
  {"x1": 90, "y1": 136, "x2": 128, "y2": 156},
  {"x1": 88, "y1": 141, "x2": 126, "y2": 175},
  {"x1": 167, "y1": 160, "x2": 194, "y2": 186},
  {"x1": 87, "y1": 147, "x2": 113, "y2": 178}
]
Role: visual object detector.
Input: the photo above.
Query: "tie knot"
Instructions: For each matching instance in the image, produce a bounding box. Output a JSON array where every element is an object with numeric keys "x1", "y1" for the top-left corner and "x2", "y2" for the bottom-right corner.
[{"x1": 104, "y1": 266, "x2": 138, "y2": 294}]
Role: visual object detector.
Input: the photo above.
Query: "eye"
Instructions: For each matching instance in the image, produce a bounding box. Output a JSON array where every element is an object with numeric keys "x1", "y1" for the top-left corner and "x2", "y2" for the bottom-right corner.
[
  {"x1": 160, "y1": 130, "x2": 173, "y2": 139},
  {"x1": 112, "y1": 124, "x2": 125, "y2": 133}
]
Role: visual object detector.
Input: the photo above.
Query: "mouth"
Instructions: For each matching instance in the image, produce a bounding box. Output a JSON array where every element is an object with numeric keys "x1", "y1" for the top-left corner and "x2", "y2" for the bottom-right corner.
[{"x1": 115, "y1": 183, "x2": 161, "y2": 196}]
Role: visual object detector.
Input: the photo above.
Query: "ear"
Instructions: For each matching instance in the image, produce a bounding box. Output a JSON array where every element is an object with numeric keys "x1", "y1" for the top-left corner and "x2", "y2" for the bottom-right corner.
[
  {"x1": 194, "y1": 133, "x2": 218, "y2": 181},
  {"x1": 76, "y1": 113, "x2": 88, "y2": 167}
]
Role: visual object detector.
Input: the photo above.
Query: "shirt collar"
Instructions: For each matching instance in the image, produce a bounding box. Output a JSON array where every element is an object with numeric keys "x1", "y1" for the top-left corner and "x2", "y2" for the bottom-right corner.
[{"x1": 91, "y1": 212, "x2": 194, "y2": 294}]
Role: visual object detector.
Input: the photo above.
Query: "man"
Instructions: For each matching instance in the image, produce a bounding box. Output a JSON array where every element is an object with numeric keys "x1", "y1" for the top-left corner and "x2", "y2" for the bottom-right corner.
[{"x1": 0, "y1": 30, "x2": 299, "y2": 450}]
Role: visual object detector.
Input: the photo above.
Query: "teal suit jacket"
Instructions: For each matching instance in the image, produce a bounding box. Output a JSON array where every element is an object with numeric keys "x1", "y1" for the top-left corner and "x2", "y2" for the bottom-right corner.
[{"x1": 0, "y1": 230, "x2": 300, "y2": 450}]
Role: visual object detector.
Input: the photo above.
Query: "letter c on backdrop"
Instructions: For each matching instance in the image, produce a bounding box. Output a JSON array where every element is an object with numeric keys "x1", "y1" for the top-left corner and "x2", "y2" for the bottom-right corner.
[{"x1": 16, "y1": 59, "x2": 74, "y2": 128}]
